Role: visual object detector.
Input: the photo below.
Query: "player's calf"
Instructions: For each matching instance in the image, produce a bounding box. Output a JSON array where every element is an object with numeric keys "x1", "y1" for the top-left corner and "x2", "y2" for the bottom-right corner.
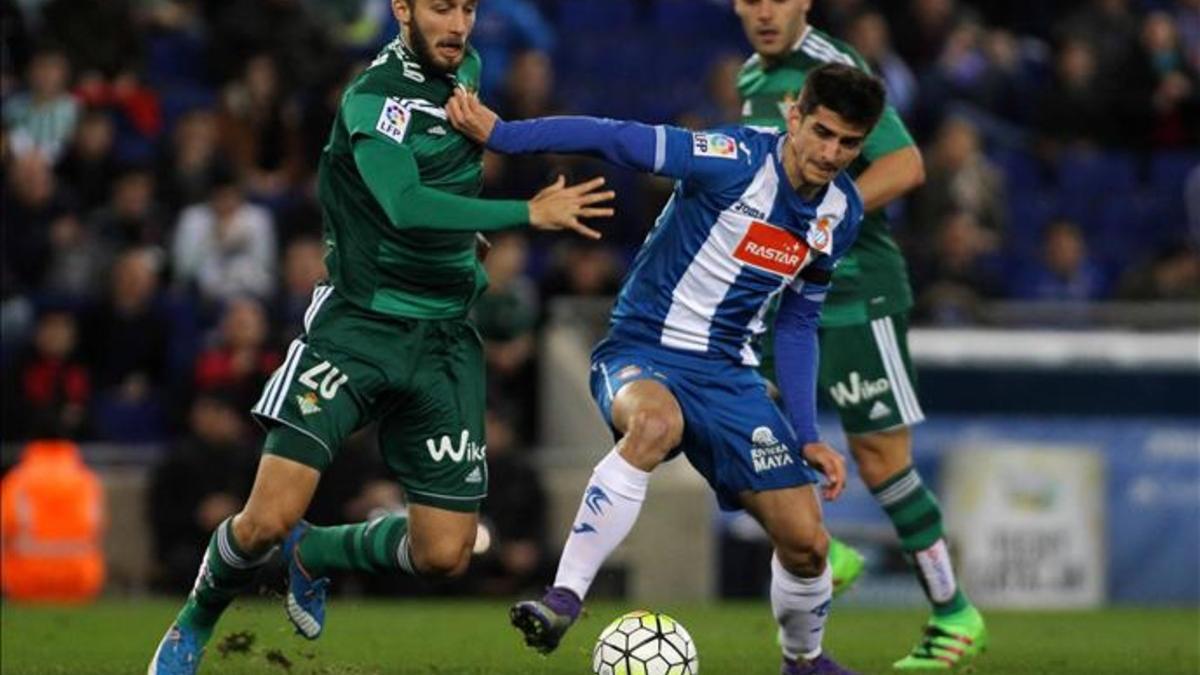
[{"x1": 411, "y1": 537, "x2": 473, "y2": 578}]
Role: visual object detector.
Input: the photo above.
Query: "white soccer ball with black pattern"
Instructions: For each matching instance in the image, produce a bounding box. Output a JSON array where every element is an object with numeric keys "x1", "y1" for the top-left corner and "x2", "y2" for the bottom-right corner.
[{"x1": 592, "y1": 610, "x2": 699, "y2": 675}]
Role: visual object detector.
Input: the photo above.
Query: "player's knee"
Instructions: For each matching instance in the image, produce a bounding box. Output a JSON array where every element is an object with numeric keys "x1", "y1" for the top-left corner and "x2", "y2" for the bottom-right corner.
[
  {"x1": 412, "y1": 538, "x2": 472, "y2": 579},
  {"x1": 774, "y1": 526, "x2": 829, "y2": 578},
  {"x1": 625, "y1": 409, "x2": 681, "y2": 460},
  {"x1": 232, "y1": 510, "x2": 296, "y2": 552}
]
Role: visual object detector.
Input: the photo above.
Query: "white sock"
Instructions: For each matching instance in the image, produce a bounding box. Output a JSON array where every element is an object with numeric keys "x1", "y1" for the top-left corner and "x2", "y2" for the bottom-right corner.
[
  {"x1": 552, "y1": 448, "x2": 651, "y2": 600},
  {"x1": 771, "y1": 553, "x2": 833, "y2": 661}
]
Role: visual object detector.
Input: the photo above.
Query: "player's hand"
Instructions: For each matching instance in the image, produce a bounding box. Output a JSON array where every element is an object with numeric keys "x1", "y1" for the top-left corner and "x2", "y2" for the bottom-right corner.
[
  {"x1": 447, "y1": 89, "x2": 499, "y2": 144},
  {"x1": 802, "y1": 441, "x2": 847, "y2": 501},
  {"x1": 527, "y1": 175, "x2": 615, "y2": 240}
]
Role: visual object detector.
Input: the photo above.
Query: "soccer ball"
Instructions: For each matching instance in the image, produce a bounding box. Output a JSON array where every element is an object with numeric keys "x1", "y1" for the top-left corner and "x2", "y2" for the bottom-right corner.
[{"x1": 592, "y1": 610, "x2": 699, "y2": 675}]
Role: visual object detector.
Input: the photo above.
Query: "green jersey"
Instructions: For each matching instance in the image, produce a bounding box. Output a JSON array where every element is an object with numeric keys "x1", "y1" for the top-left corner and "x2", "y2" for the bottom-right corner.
[
  {"x1": 738, "y1": 26, "x2": 914, "y2": 326},
  {"x1": 318, "y1": 38, "x2": 529, "y2": 320}
]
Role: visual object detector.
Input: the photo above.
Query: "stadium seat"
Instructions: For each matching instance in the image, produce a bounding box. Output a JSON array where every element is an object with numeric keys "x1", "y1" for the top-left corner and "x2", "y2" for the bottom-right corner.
[
  {"x1": 555, "y1": 0, "x2": 638, "y2": 31},
  {"x1": 1148, "y1": 151, "x2": 1199, "y2": 230}
]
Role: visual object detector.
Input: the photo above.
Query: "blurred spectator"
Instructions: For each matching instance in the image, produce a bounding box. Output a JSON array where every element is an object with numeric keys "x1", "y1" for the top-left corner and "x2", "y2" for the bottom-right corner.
[
  {"x1": 3, "y1": 47, "x2": 78, "y2": 162},
  {"x1": 475, "y1": 406, "x2": 547, "y2": 596},
  {"x1": 540, "y1": 240, "x2": 624, "y2": 300},
  {"x1": 2, "y1": 152, "x2": 74, "y2": 292},
  {"x1": 54, "y1": 108, "x2": 117, "y2": 214},
  {"x1": 73, "y1": 69, "x2": 163, "y2": 163},
  {"x1": 2, "y1": 310, "x2": 90, "y2": 441},
  {"x1": 910, "y1": 211, "x2": 1003, "y2": 325},
  {"x1": 845, "y1": 10, "x2": 918, "y2": 120},
  {"x1": 1035, "y1": 38, "x2": 1113, "y2": 150},
  {"x1": 206, "y1": 0, "x2": 332, "y2": 90},
  {"x1": 42, "y1": 212, "x2": 108, "y2": 301},
  {"x1": 678, "y1": 53, "x2": 745, "y2": 130},
  {"x1": 218, "y1": 53, "x2": 302, "y2": 200},
  {"x1": 172, "y1": 169, "x2": 277, "y2": 305},
  {"x1": 497, "y1": 49, "x2": 558, "y2": 121},
  {"x1": 156, "y1": 108, "x2": 223, "y2": 214},
  {"x1": 1180, "y1": 0, "x2": 1200, "y2": 74},
  {"x1": 486, "y1": 50, "x2": 571, "y2": 210},
  {"x1": 895, "y1": 0, "x2": 966, "y2": 70},
  {"x1": 147, "y1": 391, "x2": 257, "y2": 591},
  {"x1": 89, "y1": 166, "x2": 167, "y2": 250},
  {"x1": 1116, "y1": 243, "x2": 1200, "y2": 301},
  {"x1": 193, "y1": 297, "x2": 281, "y2": 412},
  {"x1": 1125, "y1": 11, "x2": 1200, "y2": 148},
  {"x1": 909, "y1": 116, "x2": 1006, "y2": 241},
  {"x1": 40, "y1": 0, "x2": 140, "y2": 78},
  {"x1": 80, "y1": 247, "x2": 171, "y2": 440},
  {"x1": 1010, "y1": 219, "x2": 1108, "y2": 301},
  {"x1": 475, "y1": 232, "x2": 538, "y2": 436},
  {"x1": 273, "y1": 236, "x2": 328, "y2": 343},
  {"x1": 473, "y1": 0, "x2": 556, "y2": 95},
  {"x1": 1059, "y1": 0, "x2": 1137, "y2": 80}
]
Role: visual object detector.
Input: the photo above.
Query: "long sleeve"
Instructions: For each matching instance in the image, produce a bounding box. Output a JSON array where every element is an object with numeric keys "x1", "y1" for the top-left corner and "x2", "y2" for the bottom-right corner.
[
  {"x1": 773, "y1": 263, "x2": 835, "y2": 445},
  {"x1": 488, "y1": 117, "x2": 747, "y2": 188},
  {"x1": 352, "y1": 136, "x2": 529, "y2": 232},
  {"x1": 488, "y1": 116, "x2": 662, "y2": 173}
]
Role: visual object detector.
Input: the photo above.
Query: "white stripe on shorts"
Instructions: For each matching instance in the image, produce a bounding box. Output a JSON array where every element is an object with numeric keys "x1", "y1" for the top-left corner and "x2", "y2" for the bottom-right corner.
[
  {"x1": 870, "y1": 317, "x2": 924, "y2": 425},
  {"x1": 304, "y1": 285, "x2": 334, "y2": 334},
  {"x1": 253, "y1": 339, "x2": 304, "y2": 417},
  {"x1": 253, "y1": 339, "x2": 299, "y2": 415},
  {"x1": 269, "y1": 340, "x2": 307, "y2": 417}
]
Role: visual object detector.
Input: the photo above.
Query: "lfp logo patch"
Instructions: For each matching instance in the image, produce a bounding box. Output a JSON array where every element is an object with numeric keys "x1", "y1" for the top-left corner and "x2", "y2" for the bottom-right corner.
[
  {"x1": 376, "y1": 97, "x2": 411, "y2": 144},
  {"x1": 693, "y1": 133, "x2": 738, "y2": 159},
  {"x1": 733, "y1": 220, "x2": 809, "y2": 277}
]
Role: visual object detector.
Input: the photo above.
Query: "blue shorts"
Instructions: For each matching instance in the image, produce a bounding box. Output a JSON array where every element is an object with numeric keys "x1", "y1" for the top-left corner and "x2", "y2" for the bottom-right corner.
[{"x1": 589, "y1": 339, "x2": 819, "y2": 511}]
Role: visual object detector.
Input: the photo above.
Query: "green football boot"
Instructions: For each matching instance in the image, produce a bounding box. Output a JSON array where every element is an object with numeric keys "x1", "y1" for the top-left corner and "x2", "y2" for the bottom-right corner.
[
  {"x1": 893, "y1": 605, "x2": 987, "y2": 670},
  {"x1": 828, "y1": 537, "x2": 866, "y2": 598}
]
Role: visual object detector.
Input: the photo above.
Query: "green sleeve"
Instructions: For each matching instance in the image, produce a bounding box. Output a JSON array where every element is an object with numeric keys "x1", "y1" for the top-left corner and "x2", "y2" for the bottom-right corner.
[
  {"x1": 344, "y1": 89, "x2": 529, "y2": 231},
  {"x1": 863, "y1": 104, "x2": 915, "y2": 161},
  {"x1": 353, "y1": 137, "x2": 529, "y2": 231},
  {"x1": 835, "y1": 37, "x2": 916, "y2": 161}
]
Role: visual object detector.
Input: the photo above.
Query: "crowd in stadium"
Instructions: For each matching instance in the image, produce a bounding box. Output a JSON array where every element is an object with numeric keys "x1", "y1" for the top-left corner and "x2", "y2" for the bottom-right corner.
[{"x1": 2, "y1": 0, "x2": 1197, "y2": 592}]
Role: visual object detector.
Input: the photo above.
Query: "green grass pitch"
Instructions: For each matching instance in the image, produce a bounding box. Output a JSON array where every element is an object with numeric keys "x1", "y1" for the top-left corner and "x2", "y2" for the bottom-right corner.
[{"x1": 2, "y1": 599, "x2": 1196, "y2": 674}]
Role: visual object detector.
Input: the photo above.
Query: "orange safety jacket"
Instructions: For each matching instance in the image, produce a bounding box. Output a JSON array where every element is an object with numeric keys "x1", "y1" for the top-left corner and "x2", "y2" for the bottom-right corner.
[{"x1": 0, "y1": 439, "x2": 106, "y2": 602}]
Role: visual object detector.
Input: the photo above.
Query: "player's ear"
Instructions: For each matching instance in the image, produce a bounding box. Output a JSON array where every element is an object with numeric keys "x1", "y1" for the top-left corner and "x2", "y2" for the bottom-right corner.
[
  {"x1": 786, "y1": 103, "x2": 803, "y2": 136},
  {"x1": 392, "y1": 0, "x2": 411, "y2": 25}
]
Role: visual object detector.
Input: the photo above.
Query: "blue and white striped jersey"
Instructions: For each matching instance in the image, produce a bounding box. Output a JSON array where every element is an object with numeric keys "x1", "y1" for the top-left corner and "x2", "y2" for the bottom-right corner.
[{"x1": 607, "y1": 125, "x2": 864, "y2": 366}]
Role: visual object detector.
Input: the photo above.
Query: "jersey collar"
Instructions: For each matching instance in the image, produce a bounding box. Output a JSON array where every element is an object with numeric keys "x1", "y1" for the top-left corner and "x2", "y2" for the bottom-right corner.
[{"x1": 791, "y1": 26, "x2": 813, "y2": 54}]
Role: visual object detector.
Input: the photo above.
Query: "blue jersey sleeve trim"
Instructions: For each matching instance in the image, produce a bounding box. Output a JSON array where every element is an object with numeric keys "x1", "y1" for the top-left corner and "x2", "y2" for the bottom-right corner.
[{"x1": 654, "y1": 126, "x2": 667, "y2": 173}]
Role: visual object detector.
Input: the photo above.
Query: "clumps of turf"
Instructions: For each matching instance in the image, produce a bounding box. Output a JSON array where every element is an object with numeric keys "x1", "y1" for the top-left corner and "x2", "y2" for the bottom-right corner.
[
  {"x1": 266, "y1": 648, "x2": 293, "y2": 671},
  {"x1": 216, "y1": 630, "x2": 256, "y2": 657}
]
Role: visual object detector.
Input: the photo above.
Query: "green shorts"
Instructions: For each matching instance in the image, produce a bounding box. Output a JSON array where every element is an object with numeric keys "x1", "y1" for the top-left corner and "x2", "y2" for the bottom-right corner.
[
  {"x1": 251, "y1": 285, "x2": 487, "y2": 512},
  {"x1": 817, "y1": 312, "x2": 925, "y2": 435}
]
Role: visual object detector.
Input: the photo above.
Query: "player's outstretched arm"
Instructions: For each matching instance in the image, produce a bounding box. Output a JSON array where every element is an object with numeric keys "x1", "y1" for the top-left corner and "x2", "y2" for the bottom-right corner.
[
  {"x1": 353, "y1": 136, "x2": 612, "y2": 237},
  {"x1": 447, "y1": 90, "x2": 664, "y2": 175},
  {"x1": 774, "y1": 267, "x2": 847, "y2": 501}
]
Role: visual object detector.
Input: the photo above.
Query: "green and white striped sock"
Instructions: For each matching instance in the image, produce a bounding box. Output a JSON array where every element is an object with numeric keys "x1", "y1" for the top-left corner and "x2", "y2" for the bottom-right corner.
[
  {"x1": 176, "y1": 517, "x2": 273, "y2": 643},
  {"x1": 872, "y1": 466, "x2": 969, "y2": 617},
  {"x1": 296, "y1": 513, "x2": 414, "y2": 576}
]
